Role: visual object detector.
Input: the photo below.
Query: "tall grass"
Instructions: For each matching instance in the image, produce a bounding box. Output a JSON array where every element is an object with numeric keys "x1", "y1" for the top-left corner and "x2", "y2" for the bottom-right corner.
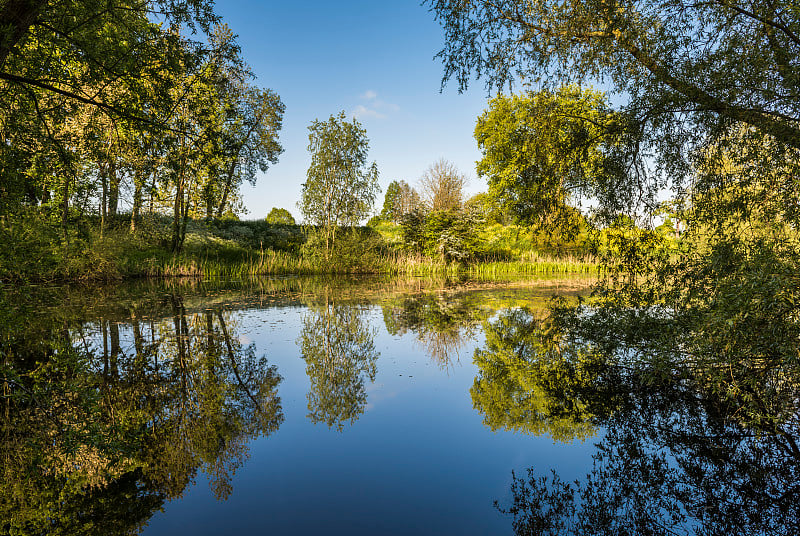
[
  {"x1": 147, "y1": 249, "x2": 318, "y2": 279},
  {"x1": 468, "y1": 252, "x2": 598, "y2": 278},
  {"x1": 143, "y1": 249, "x2": 597, "y2": 280}
]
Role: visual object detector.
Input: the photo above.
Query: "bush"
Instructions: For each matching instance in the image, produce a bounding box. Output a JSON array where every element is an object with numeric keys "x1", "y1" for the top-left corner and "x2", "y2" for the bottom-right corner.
[
  {"x1": 266, "y1": 207, "x2": 296, "y2": 225},
  {"x1": 301, "y1": 227, "x2": 388, "y2": 272},
  {"x1": 399, "y1": 210, "x2": 426, "y2": 253},
  {"x1": 208, "y1": 219, "x2": 305, "y2": 252},
  {"x1": 400, "y1": 209, "x2": 484, "y2": 262}
]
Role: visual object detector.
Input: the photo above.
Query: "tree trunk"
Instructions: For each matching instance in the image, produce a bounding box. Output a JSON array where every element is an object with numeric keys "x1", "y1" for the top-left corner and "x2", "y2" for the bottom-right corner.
[
  {"x1": 108, "y1": 160, "x2": 119, "y2": 218},
  {"x1": 216, "y1": 161, "x2": 237, "y2": 218},
  {"x1": 179, "y1": 179, "x2": 190, "y2": 252},
  {"x1": 0, "y1": 0, "x2": 48, "y2": 69},
  {"x1": 61, "y1": 170, "x2": 70, "y2": 238},
  {"x1": 131, "y1": 169, "x2": 144, "y2": 232},
  {"x1": 100, "y1": 165, "x2": 107, "y2": 236},
  {"x1": 172, "y1": 174, "x2": 183, "y2": 253},
  {"x1": 172, "y1": 146, "x2": 186, "y2": 253}
]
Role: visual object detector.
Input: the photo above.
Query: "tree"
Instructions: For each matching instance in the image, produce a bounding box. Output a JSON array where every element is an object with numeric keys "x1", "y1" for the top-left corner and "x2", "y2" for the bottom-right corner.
[
  {"x1": 380, "y1": 180, "x2": 402, "y2": 222},
  {"x1": 380, "y1": 179, "x2": 421, "y2": 222},
  {"x1": 0, "y1": 2, "x2": 218, "y2": 116},
  {"x1": 266, "y1": 207, "x2": 295, "y2": 225},
  {"x1": 0, "y1": 1, "x2": 219, "y2": 222},
  {"x1": 0, "y1": 2, "x2": 287, "y2": 251},
  {"x1": 475, "y1": 87, "x2": 626, "y2": 236},
  {"x1": 417, "y1": 158, "x2": 467, "y2": 212},
  {"x1": 299, "y1": 111, "x2": 380, "y2": 257},
  {"x1": 425, "y1": 0, "x2": 800, "y2": 215}
]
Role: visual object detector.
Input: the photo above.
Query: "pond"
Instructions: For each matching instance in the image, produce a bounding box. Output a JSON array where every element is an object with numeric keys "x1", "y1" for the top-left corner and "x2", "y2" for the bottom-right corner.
[{"x1": 1, "y1": 276, "x2": 798, "y2": 535}]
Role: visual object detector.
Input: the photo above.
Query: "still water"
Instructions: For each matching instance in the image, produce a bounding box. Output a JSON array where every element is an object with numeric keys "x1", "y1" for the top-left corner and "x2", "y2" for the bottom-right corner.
[{"x1": 1, "y1": 276, "x2": 798, "y2": 535}]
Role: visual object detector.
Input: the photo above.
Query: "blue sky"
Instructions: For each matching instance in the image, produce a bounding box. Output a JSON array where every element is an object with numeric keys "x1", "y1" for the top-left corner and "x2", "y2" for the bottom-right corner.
[{"x1": 213, "y1": 0, "x2": 492, "y2": 221}]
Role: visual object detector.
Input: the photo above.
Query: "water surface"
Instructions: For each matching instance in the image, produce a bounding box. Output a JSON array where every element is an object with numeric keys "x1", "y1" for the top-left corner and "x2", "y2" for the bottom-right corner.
[{"x1": 1, "y1": 275, "x2": 797, "y2": 535}]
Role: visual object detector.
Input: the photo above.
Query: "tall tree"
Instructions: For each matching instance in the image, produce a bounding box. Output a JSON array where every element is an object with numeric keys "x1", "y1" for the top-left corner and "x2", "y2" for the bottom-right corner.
[
  {"x1": 380, "y1": 180, "x2": 402, "y2": 222},
  {"x1": 425, "y1": 0, "x2": 800, "y2": 212},
  {"x1": 417, "y1": 158, "x2": 467, "y2": 212},
  {"x1": 380, "y1": 180, "x2": 420, "y2": 222},
  {"x1": 299, "y1": 111, "x2": 380, "y2": 256},
  {"x1": 475, "y1": 87, "x2": 628, "y2": 234}
]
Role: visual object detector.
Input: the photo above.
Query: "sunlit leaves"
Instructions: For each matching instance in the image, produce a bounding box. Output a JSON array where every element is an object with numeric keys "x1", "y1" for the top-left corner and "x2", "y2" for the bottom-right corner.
[{"x1": 300, "y1": 112, "x2": 380, "y2": 257}]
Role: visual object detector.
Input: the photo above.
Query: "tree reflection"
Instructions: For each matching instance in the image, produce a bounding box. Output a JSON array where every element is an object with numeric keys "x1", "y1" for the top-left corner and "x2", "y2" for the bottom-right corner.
[
  {"x1": 484, "y1": 303, "x2": 800, "y2": 535},
  {"x1": 0, "y1": 294, "x2": 283, "y2": 535},
  {"x1": 382, "y1": 291, "x2": 485, "y2": 370},
  {"x1": 298, "y1": 302, "x2": 379, "y2": 431},
  {"x1": 471, "y1": 307, "x2": 622, "y2": 442}
]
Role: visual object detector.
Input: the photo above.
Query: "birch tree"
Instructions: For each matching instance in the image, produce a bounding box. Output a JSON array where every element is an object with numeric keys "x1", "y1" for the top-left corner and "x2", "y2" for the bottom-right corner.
[{"x1": 299, "y1": 111, "x2": 379, "y2": 257}]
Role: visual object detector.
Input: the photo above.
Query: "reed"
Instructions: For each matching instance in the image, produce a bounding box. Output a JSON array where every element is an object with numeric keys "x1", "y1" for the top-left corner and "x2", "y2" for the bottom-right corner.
[
  {"x1": 143, "y1": 248, "x2": 598, "y2": 280},
  {"x1": 467, "y1": 254, "x2": 599, "y2": 278}
]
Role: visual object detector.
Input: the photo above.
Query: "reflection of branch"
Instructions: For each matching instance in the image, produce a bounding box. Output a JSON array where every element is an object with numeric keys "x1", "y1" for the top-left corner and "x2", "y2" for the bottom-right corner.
[
  {"x1": 0, "y1": 376, "x2": 74, "y2": 435},
  {"x1": 215, "y1": 310, "x2": 263, "y2": 412},
  {"x1": 417, "y1": 328, "x2": 465, "y2": 371}
]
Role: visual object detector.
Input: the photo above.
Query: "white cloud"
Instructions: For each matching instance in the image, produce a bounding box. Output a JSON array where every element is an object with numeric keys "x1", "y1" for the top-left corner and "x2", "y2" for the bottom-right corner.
[
  {"x1": 351, "y1": 90, "x2": 399, "y2": 120},
  {"x1": 352, "y1": 104, "x2": 386, "y2": 120}
]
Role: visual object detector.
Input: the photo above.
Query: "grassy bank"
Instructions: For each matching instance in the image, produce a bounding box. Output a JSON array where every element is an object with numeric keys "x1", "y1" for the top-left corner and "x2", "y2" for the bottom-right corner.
[{"x1": 0, "y1": 212, "x2": 598, "y2": 283}]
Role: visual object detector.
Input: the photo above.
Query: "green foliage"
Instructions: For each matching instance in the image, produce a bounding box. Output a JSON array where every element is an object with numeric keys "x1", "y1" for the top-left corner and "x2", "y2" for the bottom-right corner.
[
  {"x1": 399, "y1": 209, "x2": 484, "y2": 262},
  {"x1": 427, "y1": 0, "x2": 800, "y2": 158},
  {"x1": 380, "y1": 180, "x2": 402, "y2": 222},
  {"x1": 464, "y1": 192, "x2": 509, "y2": 226},
  {"x1": 0, "y1": 4, "x2": 284, "y2": 258},
  {"x1": 301, "y1": 226, "x2": 388, "y2": 273},
  {"x1": 425, "y1": 210, "x2": 484, "y2": 261},
  {"x1": 475, "y1": 87, "x2": 621, "y2": 235},
  {"x1": 265, "y1": 207, "x2": 296, "y2": 225},
  {"x1": 399, "y1": 209, "x2": 427, "y2": 254},
  {"x1": 299, "y1": 111, "x2": 380, "y2": 257}
]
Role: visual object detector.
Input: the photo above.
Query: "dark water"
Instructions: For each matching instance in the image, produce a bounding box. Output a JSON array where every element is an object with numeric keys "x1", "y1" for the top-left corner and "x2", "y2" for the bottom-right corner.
[{"x1": 1, "y1": 276, "x2": 798, "y2": 535}]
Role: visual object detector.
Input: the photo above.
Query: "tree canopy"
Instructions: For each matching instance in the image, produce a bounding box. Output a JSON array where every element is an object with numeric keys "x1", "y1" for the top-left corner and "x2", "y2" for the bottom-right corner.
[
  {"x1": 0, "y1": 3, "x2": 284, "y2": 257},
  {"x1": 426, "y1": 0, "x2": 800, "y2": 215},
  {"x1": 266, "y1": 207, "x2": 295, "y2": 225},
  {"x1": 418, "y1": 158, "x2": 467, "y2": 213},
  {"x1": 475, "y1": 87, "x2": 627, "y2": 233},
  {"x1": 380, "y1": 179, "x2": 419, "y2": 223},
  {"x1": 299, "y1": 111, "x2": 380, "y2": 255}
]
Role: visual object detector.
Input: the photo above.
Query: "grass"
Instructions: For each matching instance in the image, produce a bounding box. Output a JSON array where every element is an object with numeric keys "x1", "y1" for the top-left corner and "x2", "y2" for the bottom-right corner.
[
  {"x1": 0, "y1": 212, "x2": 599, "y2": 283},
  {"x1": 141, "y1": 250, "x2": 598, "y2": 280}
]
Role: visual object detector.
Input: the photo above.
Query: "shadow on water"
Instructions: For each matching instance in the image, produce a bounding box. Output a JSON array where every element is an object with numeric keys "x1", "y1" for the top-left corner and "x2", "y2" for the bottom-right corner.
[{"x1": 478, "y1": 305, "x2": 800, "y2": 535}]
